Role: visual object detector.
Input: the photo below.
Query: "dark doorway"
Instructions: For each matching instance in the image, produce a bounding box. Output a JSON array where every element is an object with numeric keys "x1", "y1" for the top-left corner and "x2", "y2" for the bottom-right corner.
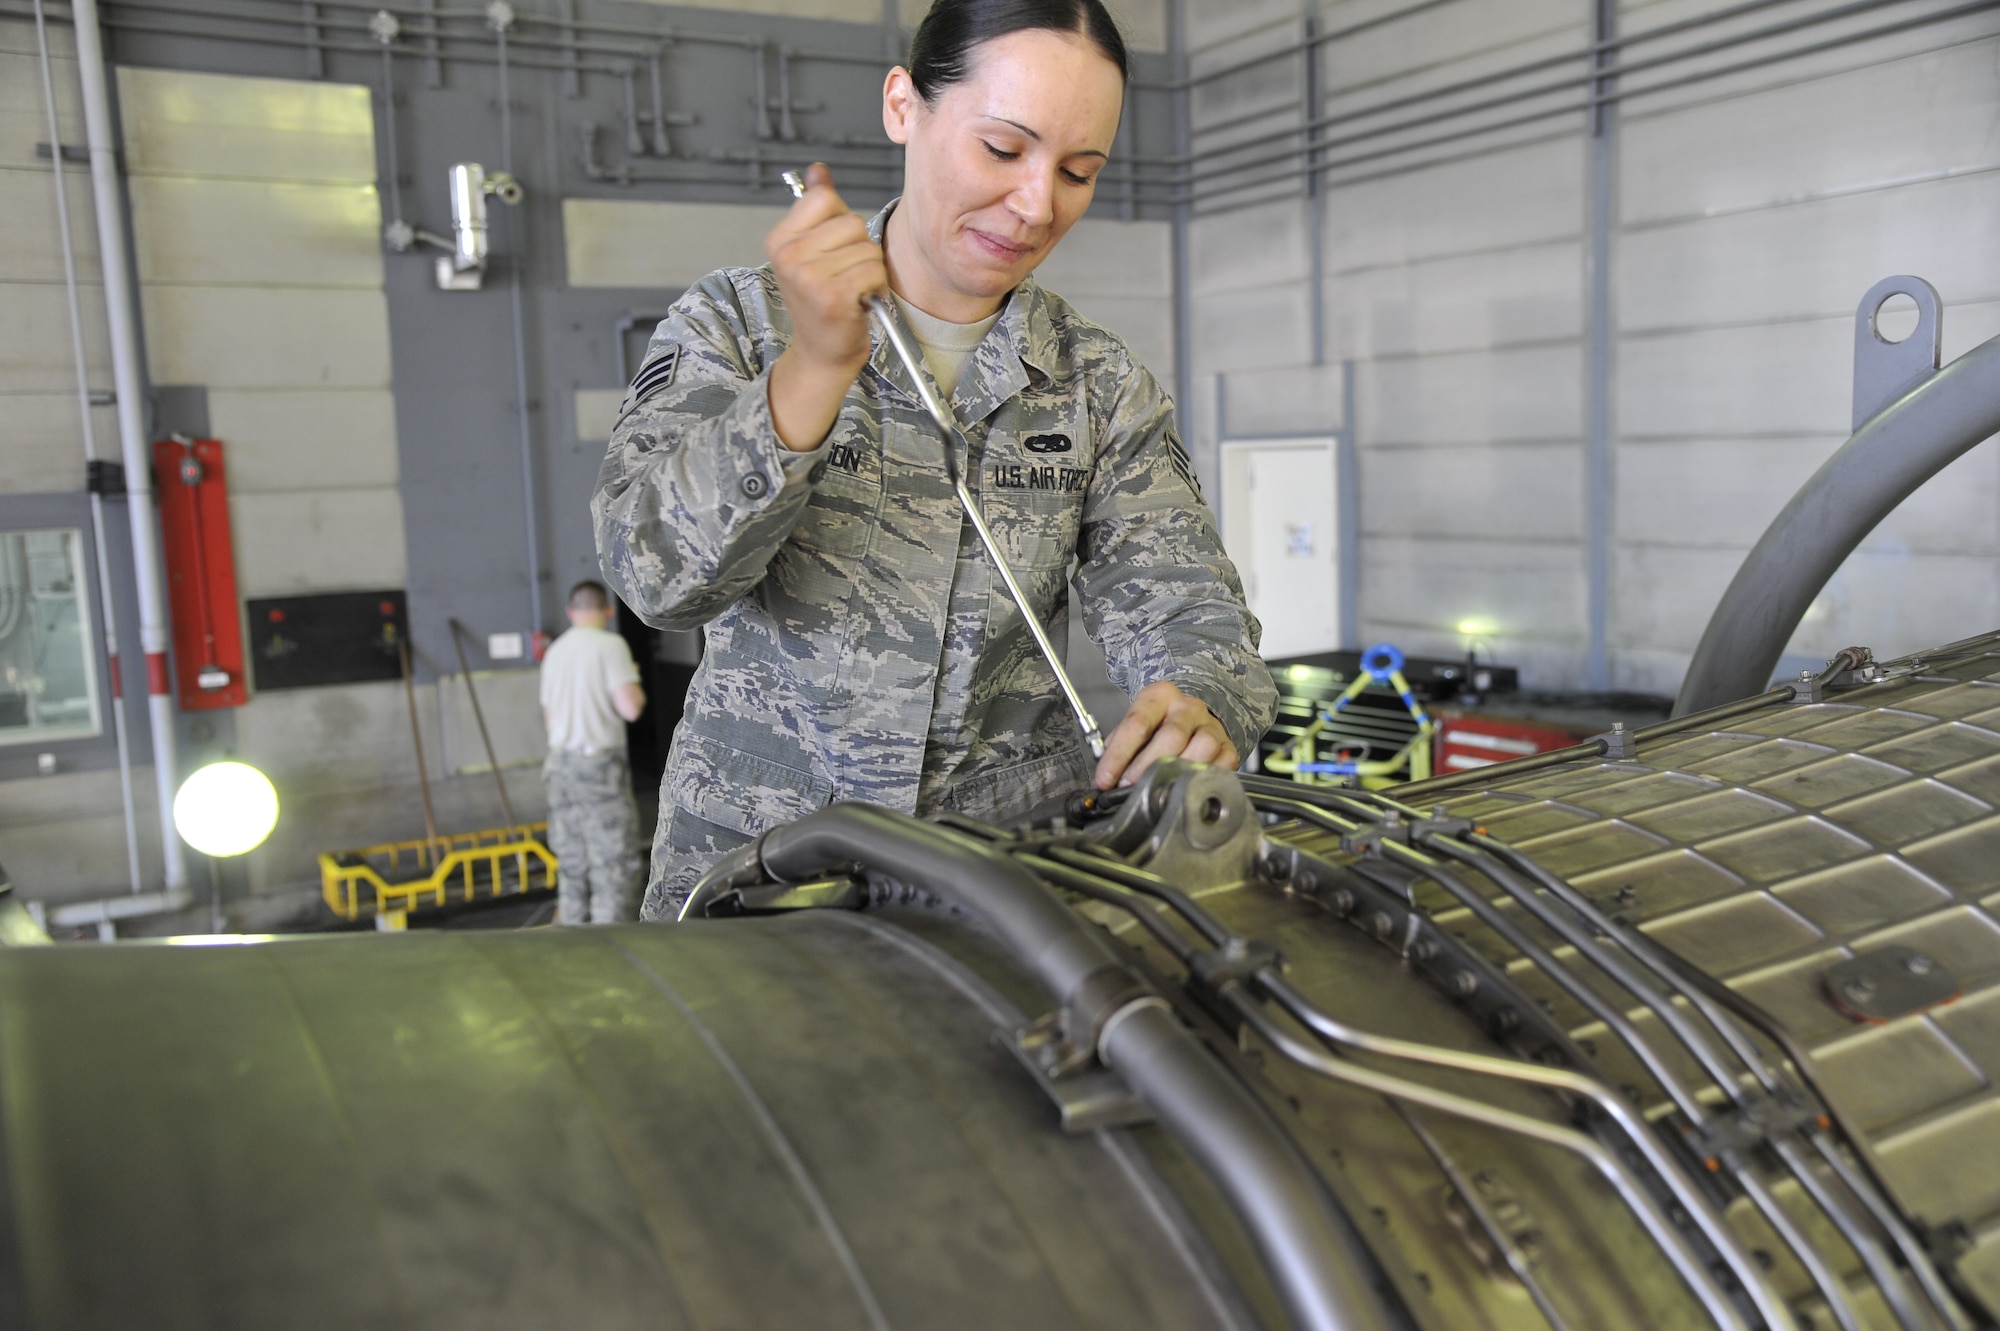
[{"x1": 614, "y1": 598, "x2": 700, "y2": 808}]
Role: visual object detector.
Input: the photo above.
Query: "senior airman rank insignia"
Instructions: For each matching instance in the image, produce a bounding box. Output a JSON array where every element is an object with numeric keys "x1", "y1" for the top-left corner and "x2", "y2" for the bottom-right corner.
[{"x1": 627, "y1": 344, "x2": 682, "y2": 409}]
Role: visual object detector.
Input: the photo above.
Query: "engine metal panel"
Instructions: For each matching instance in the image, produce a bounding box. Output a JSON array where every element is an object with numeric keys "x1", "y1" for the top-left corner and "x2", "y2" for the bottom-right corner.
[{"x1": 1394, "y1": 631, "x2": 2000, "y2": 1316}]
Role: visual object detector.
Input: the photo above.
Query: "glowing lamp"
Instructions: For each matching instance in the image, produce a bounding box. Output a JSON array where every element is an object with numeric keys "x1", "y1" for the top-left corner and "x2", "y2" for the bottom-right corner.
[
  {"x1": 173, "y1": 761, "x2": 279, "y2": 857},
  {"x1": 1456, "y1": 616, "x2": 1499, "y2": 638}
]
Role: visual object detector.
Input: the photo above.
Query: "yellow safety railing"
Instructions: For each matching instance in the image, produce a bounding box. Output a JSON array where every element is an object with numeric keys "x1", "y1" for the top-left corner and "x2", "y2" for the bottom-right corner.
[
  {"x1": 1263, "y1": 642, "x2": 1434, "y2": 790},
  {"x1": 320, "y1": 823, "x2": 556, "y2": 922}
]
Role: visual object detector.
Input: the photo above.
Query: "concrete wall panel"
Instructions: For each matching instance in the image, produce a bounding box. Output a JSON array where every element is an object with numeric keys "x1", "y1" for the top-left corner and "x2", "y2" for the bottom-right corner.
[
  {"x1": 209, "y1": 389, "x2": 401, "y2": 493},
  {"x1": 1323, "y1": 237, "x2": 1582, "y2": 359},
  {"x1": 1619, "y1": 437, "x2": 2000, "y2": 555},
  {"x1": 0, "y1": 394, "x2": 118, "y2": 493},
  {"x1": 1786, "y1": 549, "x2": 2000, "y2": 665},
  {"x1": 1613, "y1": 644, "x2": 1696, "y2": 698},
  {"x1": 1362, "y1": 442, "x2": 1584, "y2": 542},
  {"x1": 574, "y1": 388, "x2": 625, "y2": 447},
  {"x1": 1617, "y1": 318, "x2": 1850, "y2": 439},
  {"x1": 1361, "y1": 344, "x2": 1583, "y2": 446},
  {"x1": 0, "y1": 29, "x2": 83, "y2": 170},
  {"x1": 0, "y1": 167, "x2": 101, "y2": 283},
  {"x1": 563, "y1": 198, "x2": 784, "y2": 289},
  {"x1": 141, "y1": 286, "x2": 394, "y2": 390},
  {"x1": 1218, "y1": 362, "x2": 1347, "y2": 437},
  {"x1": 1612, "y1": 544, "x2": 1745, "y2": 653},
  {"x1": 1322, "y1": 0, "x2": 1584, "y2": 101},
  {"x1": 1616, "y1": 438, "x2": 1830, "y2": 548},
  {"x1": 1187, "y1": 282, "x2": 1312, "y2": 375},
  {"x1": 1321, "y1": 135, "x2": 1582, "y2": 272},
  {"x1": 116, "y1": 66, "x2": 377, "y2": 183},
  {"x1": 1190, "y1": 195, "x2": 1309, "y2": 295},
  {"x1": 1622, "y1": 170, "x2": 2000, "y2": 333},
  {"x1": 1187, "y1": 0, "x2": 1299, "y2": 52},
  {"x1": 229, "y1": 488, "x2": 408, "y2": 597},
  {"x1": 1037, "y1": 215, "x2": 1173, "y2": 297},
  {"x1": 0, "y1": 281, "x2": 111, "y2": 390},
  {"x1": 1360, "y1": 533, "x2": 1586, "y2": 658},
  {"x1": 129, "y1": 176, "x2": 384, "y2": 288},
  {"x1": 1621, "y1": 37, "x2": 2000, "y2": 226}
]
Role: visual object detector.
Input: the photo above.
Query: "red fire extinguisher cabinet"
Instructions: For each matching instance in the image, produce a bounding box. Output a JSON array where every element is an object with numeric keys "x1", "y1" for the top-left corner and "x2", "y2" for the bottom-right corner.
[{"x1": 154, "y1": 437, "x2": 247, "y2": 711}]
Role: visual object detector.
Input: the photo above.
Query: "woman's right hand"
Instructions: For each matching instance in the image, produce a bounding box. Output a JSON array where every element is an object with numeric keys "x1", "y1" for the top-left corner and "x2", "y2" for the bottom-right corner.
[{"x1": 765, "y1": 163, "x2": 886, "y2": 451}]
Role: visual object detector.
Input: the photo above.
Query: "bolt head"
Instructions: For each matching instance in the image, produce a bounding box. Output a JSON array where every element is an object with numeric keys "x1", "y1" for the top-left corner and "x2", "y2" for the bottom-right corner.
[
  {"x1": 1842, "y1": 977, "x2": 1876, "y2": 1000},
  {"x1": 1905, "y1": 953, "x2": 1934, "y2": 976}
]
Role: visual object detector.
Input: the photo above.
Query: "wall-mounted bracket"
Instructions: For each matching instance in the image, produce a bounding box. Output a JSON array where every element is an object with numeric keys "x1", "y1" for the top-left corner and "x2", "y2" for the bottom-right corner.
[{"x1": 1853, "y1": 275, "x2": 1942, "y2": 431}]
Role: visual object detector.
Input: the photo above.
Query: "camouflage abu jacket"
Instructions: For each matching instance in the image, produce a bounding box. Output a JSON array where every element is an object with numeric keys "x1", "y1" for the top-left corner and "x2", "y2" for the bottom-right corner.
[{"x1": 595, "y1": 202, "x2": 1278, "y2": 913}]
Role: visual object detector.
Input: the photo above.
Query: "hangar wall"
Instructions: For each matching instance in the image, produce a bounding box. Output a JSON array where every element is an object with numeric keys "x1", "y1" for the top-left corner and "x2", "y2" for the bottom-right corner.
[
  {"x1": 0, "y1": 0, "x2": 1170, "y2": 922},
  {"x1": 1179, "y1": 0, "x2": 2000, "y2": 694}
]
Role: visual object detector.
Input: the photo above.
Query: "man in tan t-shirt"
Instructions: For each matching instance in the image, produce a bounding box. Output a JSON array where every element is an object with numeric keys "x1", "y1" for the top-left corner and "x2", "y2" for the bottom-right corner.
[{"x1": 539, "y1": 581, "x2": 646, "y2": 923}]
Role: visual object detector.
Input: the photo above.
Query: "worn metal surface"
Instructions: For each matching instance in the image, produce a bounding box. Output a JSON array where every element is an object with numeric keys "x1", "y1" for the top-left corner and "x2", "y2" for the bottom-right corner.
[{"x1": 0, "y1": 915, "x2": 1263, "y2": 1331}]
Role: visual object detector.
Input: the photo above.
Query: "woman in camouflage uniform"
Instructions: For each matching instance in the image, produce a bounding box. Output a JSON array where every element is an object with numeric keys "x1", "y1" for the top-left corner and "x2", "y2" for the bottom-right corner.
[{"x1": 596, "y1": 0, "x2": 1278, "y2": 917}]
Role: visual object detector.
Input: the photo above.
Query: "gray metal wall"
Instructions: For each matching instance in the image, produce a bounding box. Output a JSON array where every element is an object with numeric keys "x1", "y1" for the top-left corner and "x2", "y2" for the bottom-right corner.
[{"x1": 1180, "y1": 0, "x2": 2000, "y2": 694}]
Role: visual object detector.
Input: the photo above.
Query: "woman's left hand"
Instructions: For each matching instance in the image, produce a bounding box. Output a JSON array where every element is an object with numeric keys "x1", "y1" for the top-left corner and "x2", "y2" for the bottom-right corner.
[{"x1": 1094, "y1": 680, "x2": 1238, "y2": 790}]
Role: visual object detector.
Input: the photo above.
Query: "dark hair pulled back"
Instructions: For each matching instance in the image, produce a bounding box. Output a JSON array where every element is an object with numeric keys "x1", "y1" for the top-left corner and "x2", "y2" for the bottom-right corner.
[{"x1": 907, "y1": 0, "x2": 1128, "y2": 104}]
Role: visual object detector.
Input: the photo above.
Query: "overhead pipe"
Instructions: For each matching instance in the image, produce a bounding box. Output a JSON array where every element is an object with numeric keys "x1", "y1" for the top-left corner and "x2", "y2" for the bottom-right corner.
[
  {"x1": 32, "y1": 0, "x2": 143, "y2": 901},
  {"x1": 71, "y1": 0, "x2": 188, "y2": 894},
  {"x1": 1175, "y1": 0, "x2": 1997, "y2": 204}
]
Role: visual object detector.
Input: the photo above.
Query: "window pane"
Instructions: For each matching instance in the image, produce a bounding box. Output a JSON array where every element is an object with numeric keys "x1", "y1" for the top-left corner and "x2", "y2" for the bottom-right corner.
[{"x1": 0, "y1": 529, "x2": 102, "y2": 746}]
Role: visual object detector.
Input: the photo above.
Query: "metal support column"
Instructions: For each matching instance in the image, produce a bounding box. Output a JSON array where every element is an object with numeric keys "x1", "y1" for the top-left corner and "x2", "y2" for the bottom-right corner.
[
  {"x1": 1583, "y1": 0, "x2": 1617, "y2": 691},
  {"x1": 72, "y1": 0, "x2": 188, "y2": 892},
  {"x1": 1337, "y1": 359, "x2": 1360, "y2": 649},
  {"x1": 1301, "y1": 0, "x2": 1325, "y2": 366}
]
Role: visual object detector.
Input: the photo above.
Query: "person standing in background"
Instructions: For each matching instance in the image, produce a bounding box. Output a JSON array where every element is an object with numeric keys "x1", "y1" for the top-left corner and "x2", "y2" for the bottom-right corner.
[{"x1": 540, "y1": 581, "x2": 647, "y2": 924}]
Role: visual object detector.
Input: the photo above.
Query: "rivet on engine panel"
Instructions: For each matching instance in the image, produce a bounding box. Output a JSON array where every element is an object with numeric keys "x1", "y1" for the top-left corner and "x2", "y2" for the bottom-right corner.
[{"x1": 1450, "y1": 970, "x2": 1479, "y2": 998}]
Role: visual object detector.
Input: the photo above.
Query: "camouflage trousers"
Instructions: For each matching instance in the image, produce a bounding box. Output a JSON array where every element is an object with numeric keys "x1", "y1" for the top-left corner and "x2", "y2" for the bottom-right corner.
[
  {"x1": 543, "y1": 749, "x2": 643, "y2": 925},
  {"x1": 640, "y1": 806, "x2": 753, "y2": 922}
]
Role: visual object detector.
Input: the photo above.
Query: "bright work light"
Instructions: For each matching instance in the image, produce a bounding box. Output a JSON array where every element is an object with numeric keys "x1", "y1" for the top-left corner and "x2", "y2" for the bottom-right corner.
[{"x1": 173, "y1": 761, "x2": 279, "y2": 858}]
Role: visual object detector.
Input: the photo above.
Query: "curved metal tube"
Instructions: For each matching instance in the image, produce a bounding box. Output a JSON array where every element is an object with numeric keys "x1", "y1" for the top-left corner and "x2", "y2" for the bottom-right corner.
[
  {"x1": 1676, "y1": 333, "x2": 2000, "y2": 714},
  {"x1": 1255, "y1": 973, "x2": 1797, "y2": 1331},
  {"x1": 746, "y1": 803, "x2": 1401, "y2": 1331},
  {"x1": 1228, "y1": 999, "x2": 1752, "y2": 1331}
]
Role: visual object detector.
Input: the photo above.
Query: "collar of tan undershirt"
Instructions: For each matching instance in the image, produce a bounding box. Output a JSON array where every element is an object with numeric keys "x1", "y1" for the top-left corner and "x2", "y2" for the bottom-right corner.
[{"x1": 891, "y1": 293, "x2": 1002, "y2": 399}]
